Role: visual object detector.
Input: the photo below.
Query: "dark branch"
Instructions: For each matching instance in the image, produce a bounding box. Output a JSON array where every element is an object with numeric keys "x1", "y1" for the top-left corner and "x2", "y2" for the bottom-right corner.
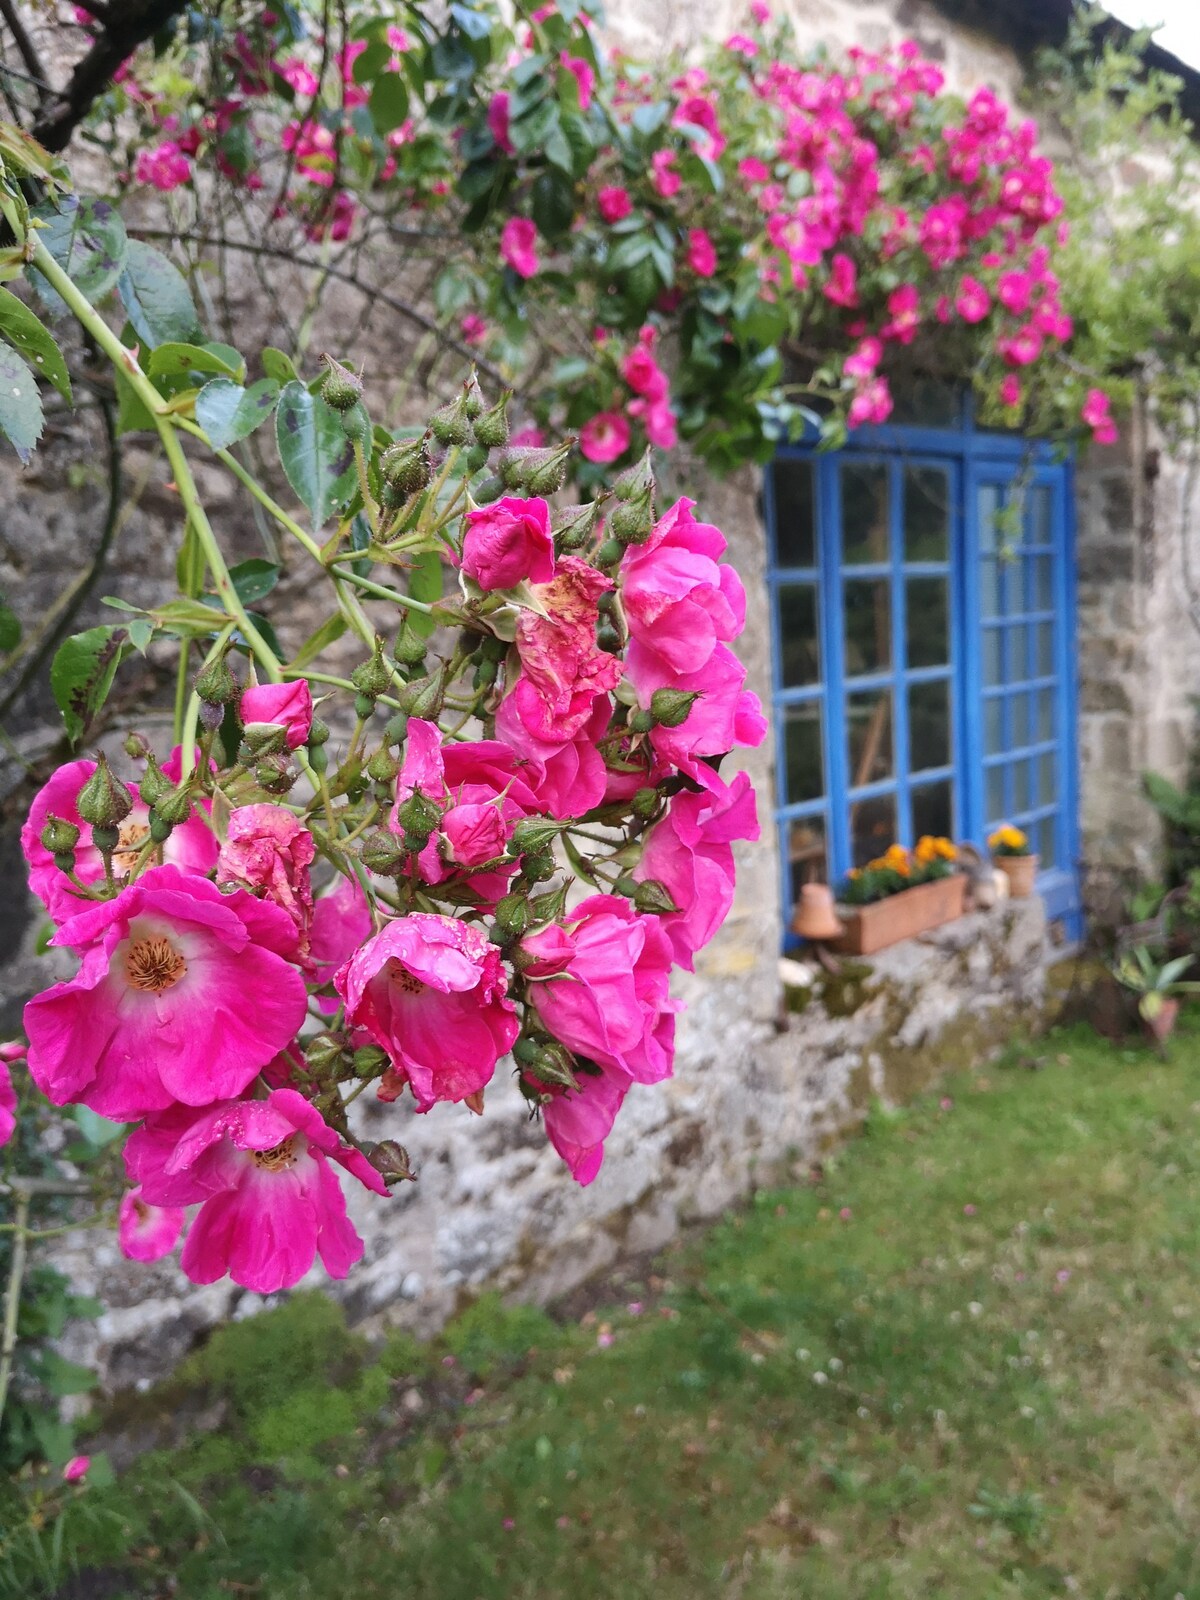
[
  {"x1": 0, "y1": 0, "x2": 50, "y2": 103},
  {"x1": 31, "y1": 0, "x2": 189, "y2": 153}
]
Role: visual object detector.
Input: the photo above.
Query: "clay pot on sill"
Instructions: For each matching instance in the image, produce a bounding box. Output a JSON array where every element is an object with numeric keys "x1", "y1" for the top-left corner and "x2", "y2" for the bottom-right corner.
[
  {"x1": 994, "y1": 853, "x2": 1039, "y2": 899},
  {"x1": 790, "y1": 882, "x2": 844, "y2": 943}
]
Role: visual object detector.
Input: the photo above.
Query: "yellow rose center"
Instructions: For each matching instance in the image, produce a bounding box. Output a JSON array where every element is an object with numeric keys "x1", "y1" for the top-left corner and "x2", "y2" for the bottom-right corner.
[
  {"x1": 125, "y1": 936, "x2": 187, "y2": 993},
  {"x1": 252, "y1": 1136, "x2": 299, "y2": 1172}
]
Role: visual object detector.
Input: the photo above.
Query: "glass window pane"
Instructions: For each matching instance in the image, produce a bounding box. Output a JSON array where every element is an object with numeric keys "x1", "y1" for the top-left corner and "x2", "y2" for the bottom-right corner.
[
  {"x1": 904, "y1": 466, "x2": 950, "y2": 562},
  {"x1": 841, "y1": 464, "x2": 890, "y2": 565},
  {"x1": 981, "y1": 558, "x2": 1000, "y2": 618},
  {"x1": 1037, "y1": 751, "x2": 1057, "y2": 807},
  {"x1": 912, "y1": 779, "x2": 953, "y2": 841},
  {"x1": 783, "y1": 703, "x2": 824, "y2": 805},
  {"x1": 1040, "y1": 817, "x2": 1057, "y2": 870},
  {"x1": 771, "y1": 459, "x2": 816, "y2": 568},
  {"x1": 889, "y1": 374, "x2": 959, "y2": 427},
  {"x1": 1036, "y1": 621, "x2": 1054, "y2": 677},
  {"x1": 785, "y1": 817, "x2": 827, "y2": 903},
  {"x1": 1009, "y1": 623, "x2": 1029, "y2": 681},
  {"x1": 778, "y1": 584, "x2": 820, "y2": 687},
  {"x1": 844, "y1": 578, "x2": 891, "y2": 675},
  {"x1": 906, "y1": 577, "x2": 949, "y2": 668},
  {"x1": 986, "y1": 762, "x2": 1006, "y2": 823},
  {"x1": 1028, "y1": 484, "x2": 1052, "y2": 547},
  {"x1": 1029, "y1": 554, "x2": 1053, "y2": 613},
  {"x1": 847, "y1": 688, "x2": 893, "y2": 786},
  {"x1": 1011, "y1": 692, "x2": 1030, "y2": 749},
  {"x1": 1013, "y1": 758, "x2": 1032, "y2": 813},
  {"x1": 849, "y1": 791, "x2": 896, "y2": 869},
  {"x1": 985, "y1": 695, "x2": 1003, "y2": 754},
  {"x1": 909, "y1": 679, "x2": 951, "y2": 771},
  {"x1": 1037, "y1": 687, "x2": 1055, "y2": 741},
  {"x1": 978, "y1": 484, "x2": 1002, "y2": 553},
  {"x1": 983, "y1": 627, "x2": 1003, "y2": 686}
]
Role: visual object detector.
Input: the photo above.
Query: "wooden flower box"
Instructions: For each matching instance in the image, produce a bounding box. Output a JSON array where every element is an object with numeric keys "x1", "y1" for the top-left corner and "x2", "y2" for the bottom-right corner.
[{"x1": 834, "y1": 873, "x2": 968, "y2": 956}]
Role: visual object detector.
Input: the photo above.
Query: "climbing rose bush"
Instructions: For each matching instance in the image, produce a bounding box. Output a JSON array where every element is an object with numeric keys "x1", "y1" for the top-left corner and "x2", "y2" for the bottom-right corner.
[{"x1": 103, "y1": 0, "x2": 1117, "y2": 471}]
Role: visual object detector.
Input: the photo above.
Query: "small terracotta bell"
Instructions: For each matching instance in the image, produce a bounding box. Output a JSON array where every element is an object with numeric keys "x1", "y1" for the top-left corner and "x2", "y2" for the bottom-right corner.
[{"x1": 791, "y1": 882, "x2": 844, "y2": 942}]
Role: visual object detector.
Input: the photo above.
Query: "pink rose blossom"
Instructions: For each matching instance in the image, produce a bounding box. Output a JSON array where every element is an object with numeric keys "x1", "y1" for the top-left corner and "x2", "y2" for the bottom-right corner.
[
  {"x1": 621, "y1": 342, "x2": 668, "y2": 401},
  {"x1": 22, "y1": 754, "x2": 219, "y2": 926},
  {"x1": 633, "y1": 770, "x2": 760, "y2": 968},
  {"x1": 541, "y1": 1066, "x2": 628, "y2": 1185},
  {"x1": 240, "y1": 679, "x2": 313, "y2": 749},
  {"x1": 687, "y1": 228, "x2": 718, "y2": 277},
  {"x1": 217, "y1": 804, "x2": 316, "y2": 954},
  {"x1": 135, "y1": 141, "x2": 191, "y2": 191},
  {"x1": 461, "y1": 312, "x2": 488, "y2": 346},
  {"x1": 997, "y1": 270, "x2": 1032, "y2": 315},
  {"x1": 62, "y1": 1456, "x2": 90, "y2": 1483},
  {"x1": 579, "y1": 411, "x2": 631, "y2": 463},
  {"x1": 848, "y1": 376, "x2": 893, "y2": 428},
  {"x1": 309, "y1": 876, "x2": 372, "y2": 1005},
  {"x1": 500, "y1": 217, "x2": 539, "y2": 279},
  {"x1": 882, "y1": 283, "x2": 920, "y2": 343},
  {"x1": 750, "y1": 0, "x2": 770, "y2": 20},
  {"x1": 725, "y1": 32, "x2": 759, "y2": 56},
  {"x1": 460, "y1": 495, "x2": 555, "y2": 590},
  {"x1": 630, "y1": 398, "x2": 678, "y2": 451},
  {"x1": 626, "y1": 640, "x2": 767, "y2": 782},
  {"x1": 1082, "y1": 387, "x2": 1118, "y2": 444},
  {"x1": 488, "y1": 91, "x2": 514, "y2": 155},
  {"x1": 738, "y1": 156, "x2": 770, "y2": 183},
  {"x1": 494, "y1": 692, "x2": 610, "y2": 818},
  {"x1": 998, "y1": 324, "x2": 1043, "y2": 367},
  {"x1": 823, "y1": 252, "x2": 859, "y2": 308},
  {"x1": 999, "y1": 374, "x2": 1022, "y2": 408},
  {"x1": 527, "y1": 894, "x2": 680, "y2": 1084},
  {"x1": 620, "y1": 497, "x2": 746, "y2": 675},
  {"x1": 650, "y1": 149, "x2": 681, "y2": 198},
  {"x1": 118, "y1": 1186, "x2": 185, "y2": 1262},
  {"x1": 598, "y1": 186, "x2": 632, "y2": 223},
  {"x1": 843, "y1": 336, "x2": 882, "y2": 379},
  {"x1": 126, "y1": 1088, "x2": 388, "y2": 1293},
  {"x1": 0, "y1": 1059, "x2": 15, "y2": 1147},
  {"x1": 24, "y1": 864, "x2": 308, "y2": 1122},
  {"x1": 278, "y1": 57, "x2": 319, "y2": 96},
  {"x1": 335, "y1": 915, "x2": 518, "y2": 1110},
  {"x1": 439, "y1": 802, "x2": 508, "y2": 868},
  {"x1": 955, "y1": 274, "x2": 991, "y2": 323},
  {"x1": 560, "y1": 52, "x2": 594, "y2": 110}
]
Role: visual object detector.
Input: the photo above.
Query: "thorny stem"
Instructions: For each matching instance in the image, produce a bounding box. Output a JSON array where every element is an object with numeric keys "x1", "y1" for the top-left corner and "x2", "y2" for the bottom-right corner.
[{"x1": 0, "y1": 1188, "x2": 29, "y2": 1431}]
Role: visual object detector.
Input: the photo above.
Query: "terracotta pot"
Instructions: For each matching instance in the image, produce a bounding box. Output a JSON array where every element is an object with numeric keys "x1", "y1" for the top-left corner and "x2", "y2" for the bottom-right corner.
[
  {"x1": 834, "y1": 873, "x2": 967, "y2": 956},
  {"x1": 791, "y1": 883, "x2": 844, "y2": 942},
  {"x1": 995, "y1": 853, "x2": 1039, "y2": 898},
  {"x1": 1145, "y1": 996, "x2": 1179, "y2": 1044}
]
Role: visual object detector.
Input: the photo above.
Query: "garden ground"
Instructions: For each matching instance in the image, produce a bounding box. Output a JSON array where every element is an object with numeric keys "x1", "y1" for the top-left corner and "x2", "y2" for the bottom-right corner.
[{"x1": 9, "y1": 1017, "x2": 1200, "y2": 1599}]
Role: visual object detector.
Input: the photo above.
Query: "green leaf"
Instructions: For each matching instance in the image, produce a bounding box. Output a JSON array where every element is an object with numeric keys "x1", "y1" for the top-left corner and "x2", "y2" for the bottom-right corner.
[
  {"x1": 72, "y1": 1105, "x2": 128, "y2": 1147},
  {"x1": 369, "y1": 71, "x2": 410, "y2": 133},
  {"x1": 290, "y1": 612, "x2": 347, "y2": 669},
  {"x1": 227, "y1": 557, "x2": 280, "y2": 606},
  {"x1": 0, "y1": 341, "x2": 44, "y2": 464},
  {"x1": 195, "y1": 376, "x2": 280, "y2": 450},
  {"x1": 113, "y1": 362, "x2": 155, "y2": 434},
  {"x1": 509, "y1": 98, "x2": 559, "y2": 154},
  {"x1": 0, "y1": 590, "x2": 21, "y2": 652},
  {"x1": 117, "y1": 240, "x2": 200, "y2": 349},
  {"x1": 450, "y1": 2, "x2": 492, "y2": 40},
  {"x1": 31, "y1": 194, "x2": 128, "y2": 312},
  {"x1": 148, "y1": 342, "x2": 243, "y2": 382},
  {"x1": 406, "y1": 550, "x2": 443, "y2": 638},
  {"x1": 531, "y1": 170, "x2": 576, "y2": 239},
  {"x1": 31, "y1": 1349, "x2": 97, "y2": 1398},
  {"x1": 275, "y1": 380, "x2": 357, "y2": 527},
  {"x1": 262, "y1": 347, "x2": 298, "y2": 385},
  {"x1": 0, "y1": 287, "x2": 71, "y2": 403},
  {"x1": 562, "y1": 829, "x2": 601, "y2": 888},
  {"x1": 49, "y1": 624, "x2": 132, "y2": 744}
]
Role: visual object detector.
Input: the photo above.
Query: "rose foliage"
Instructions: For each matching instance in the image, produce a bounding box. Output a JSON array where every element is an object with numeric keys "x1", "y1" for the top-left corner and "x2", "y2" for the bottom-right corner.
[{"x1": 90, "y1": 0, "x2": 1119, "y2": 474}]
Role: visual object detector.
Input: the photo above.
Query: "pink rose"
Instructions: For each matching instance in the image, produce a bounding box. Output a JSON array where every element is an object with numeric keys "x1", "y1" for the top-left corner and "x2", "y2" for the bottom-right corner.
[
  {"x1": 118, "y1": 1186, "x2": 185, "y2": 1263},
  {"x1": 621, "y1": 342, "x2": 668, "y2": 402},
  {"x1": 217, "y1": 804, "x2": 316, "y2": 954},
  {"x1": 495, "y1": 692, "x2": 609, "y2": 818},
  {"x1": 461, "y1": 312, "x2": 488, "y2": 345},
  {"x1": 955, "y1": 274, "x2": 991, "y2": 323},
  {"x1": 626, "y1": 639, "x2": 767, "y2": 783},
  {"x1": 500, "y1": 217, "x2": 539, "y2": 279},
  {"x1": 686, "y1": 227, "x2": 717, "y2": 277},
  {"x1": 24, "y1": 864, "x2": 308, "y2": 1122},
  {"x1": 541, "y1": 1067, "x2": 628, "y2": 1185},
  {"x1": 439, "y1": 802, "x2": 508, "y2": 868},
  {"x1": 1082, "y1": 387, "x2": 1117, "y2": 444},
  {"x1": 634, "y1": 770, "x2": 759, "y2": 968},
  {"x1": 460, "y1": 495, "x2": 555, "y2": 590},
  {"x1": 487, "y1": 91, "x2": 513, "y2": 154},
  {"x1": 999, "y1": 374, "x2": 1022, "y2": 408},
  {"x1": 0, "y1": 1058, "x2": 15, "y2": 1147},
  {"x1": 135, "y1": 141, "x2": 191, "y2": 191},
  {"x1": 579, "y1": 411, "x2": 631, "y2": 463},
  {"x1": 126, "y1": 1088, "x2": 388, "y2": 1293},
  {"x1": 309, "y1": 876, "x2": 373, "y2": 1010},
  {"x1": 620, "y1": 497, "x2": 746, "y2": 676},
  {"x1": 597, "y1": 186, "x2": 632, "y2": 223},
  {"x1": 502, "y1": 557, "x2": 622, "y2": 745},
  {"x1": 240, "y1": 679, "x2": 313, "y2": 749},
  {"x1": 528, "y1": 894, "x2": 681, "y2": 1084},
  {"x1": 651, "y1": 149, "x2": 681, "y2": 198},
  {"x1": 62, "y1": 1456, "x2": 90, "y2": 1484},
  {"x1": 636, "y1": 400, "x2": 679, "y2": 451},
  {"x1": 560, "y1": 52, "x2": 594, "y2": 110},
  {"x1": 823, "y1": 252, "x2": 859, "y2": 308},
  {"x1": 335, "y1": 915, "x2": 518, "y2": 1110}
]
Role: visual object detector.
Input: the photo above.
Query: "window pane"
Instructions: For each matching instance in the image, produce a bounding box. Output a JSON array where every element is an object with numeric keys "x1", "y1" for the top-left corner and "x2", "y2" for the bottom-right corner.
[
  {"x1": 844, "y1": 578, "x2": 891, "y2": 675},
  {"x1": 841, "y1": 464, "x2": 890, "y2": 565},
  {"x1": 1013, "y1": 758, "x2": 1032, "y2": 813},
  {"x1": 1028, "y1": 484, "x2": 1052, "y2": 547},
  {"x1": 906, "y1": 577, "x2": 949, "y2": 668},
  {"x1": 1029, "y1": 554, "x2": 1053, "y2": 612},
  {"x1": 1037, "y1": 687, "x2": 1055, "y2": 741},
  {"x1": 783, "y1": 703, "x2": 824, "y2": 805},
  {"x1": 909, "y1": 679, "x2": 951, "y2": 771},
  {"x1": 978, "y1": 484, "x2": 1001, "y2": 553},
  {"x1": 983, "y1": 626, "x2": 1003, "y2": 686},
  {"x1": 771, "y1": 459, "x2": 816, "y2": 568},
  {"x1": 1035, "y1": 621, "x2": 1054, "y2": 677},
  {"x1": 1009, "y1": 623, "x2": 1028, "y2": 680},
  {"x1": 778, "y1": 584, "x2": 820, "y2": 687},
  {"x1": 849, "y1": 791, "x2": 896, "y2": 868},
  {"x1": 1040, "y1": 817, "x2": 1057, "y2": 870},
  {"x1": 904, "y1": 466, "x2": 950, "y2": 561},
  {"x1": 985, "y1": 695, "x2": 1003, "y2": 754},
  {"x1": 1011, "y1": 692, "x2": 1030, "y2": 749},
  {"x1": 986, "y1": 762, "x2": 1006, "y2": 822},
  {"x1": 912, "y1": 778, "x2": 953, "y2": 841},
  {"x1": 785, "y1": 817, "x2": 827, "y2": 902},
  {"x1": 981, "y1": 558, "x2": 1000, "y2": 618},
  {"x1": 1037, "y1": 751, "x2": 1057, "y2": 807},
  {"x1": 847, "y1": 687, "x2": 893, "y2": 786}
]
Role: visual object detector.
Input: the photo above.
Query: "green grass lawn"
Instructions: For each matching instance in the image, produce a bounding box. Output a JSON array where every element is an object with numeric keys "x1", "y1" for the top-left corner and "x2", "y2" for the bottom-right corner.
[{"x1": 9, "y1": 1019, "x2": 1200, "y2": 1599}]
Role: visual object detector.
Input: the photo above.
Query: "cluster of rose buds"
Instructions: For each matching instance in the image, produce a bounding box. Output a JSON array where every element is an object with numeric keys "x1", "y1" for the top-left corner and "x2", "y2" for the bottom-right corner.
[{"x1": 17, "y1": 388, "x2": 763, "y2": 1296}]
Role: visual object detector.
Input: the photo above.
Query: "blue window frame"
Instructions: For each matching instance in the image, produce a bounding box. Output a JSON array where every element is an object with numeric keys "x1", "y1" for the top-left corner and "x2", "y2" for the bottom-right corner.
[{"x1": 766, "y1": 395, "x2": 1080, "y2": 942}]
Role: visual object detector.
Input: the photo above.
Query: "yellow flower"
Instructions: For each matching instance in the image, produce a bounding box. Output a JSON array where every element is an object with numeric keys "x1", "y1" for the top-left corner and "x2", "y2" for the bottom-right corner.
[
  {"x1": 914, "y1": 835, "x2": 939, "y2": 864},
  {"x1": 988, "y1": 824, "x2": 1027, "y2": 853}
]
